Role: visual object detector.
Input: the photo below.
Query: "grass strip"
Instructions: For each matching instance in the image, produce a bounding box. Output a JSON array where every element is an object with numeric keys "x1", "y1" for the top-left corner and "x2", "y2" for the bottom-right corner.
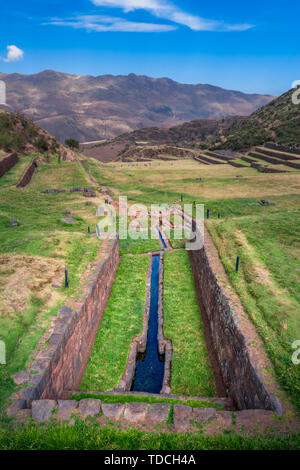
[
  {"x1": 163, "y1": 250, "x2": 216, "y2": 397},
  {"x1": 71, "y1": 393, "x2": 224, "y2": 410},
  {"x1": 79, "y1": 254, "x2": 149, "y2": 391},
  {"x1": 0, "y1": 422, "x2": 299, "y2": 450}
]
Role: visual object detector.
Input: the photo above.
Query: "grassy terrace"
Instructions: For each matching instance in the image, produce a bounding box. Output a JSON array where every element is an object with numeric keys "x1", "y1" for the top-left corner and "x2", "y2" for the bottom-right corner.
[
  {"x1": 29, "y1": 160, "x2": 90, "y2": 190},
  {"x1": 207, "y1": 206, "x2": 300, "y2": 411},
  {"x1": 85, "y1": 158, "x2": 300, "y2": 205},
  {"x1": 0, "y1": 155, "x2": 35, "y2": 189},
  {"x1": 120, "y1": 228, "x2": 161, "y2": 255},
  {"x1": 75, "y1": 156, "x2": 300, "y2": 406},
  {"x1": 80, "y1": 254, "x2": 149, "y2": 392},
  {"x1": 1, "y1": 152, "x2": 300, "y2": 449},
  {"x1": 0, "y1": 159, "x2": 103, "y2": 410},
  {"x1": 72, "y1": 393, "x2": 224, "y2": 410},
  {"x1": 163, "y1": 250, "x2": 216, "y2": 397}
]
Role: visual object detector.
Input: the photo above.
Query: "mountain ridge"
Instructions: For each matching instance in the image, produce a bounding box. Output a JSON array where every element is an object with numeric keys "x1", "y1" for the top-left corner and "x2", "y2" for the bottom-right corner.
[
  {"x1": 80, "y1": 87, "x2": 299, "y2": 161},
  {"x1": 0, "y1": 70, "x2": 274, "y2": 143}
]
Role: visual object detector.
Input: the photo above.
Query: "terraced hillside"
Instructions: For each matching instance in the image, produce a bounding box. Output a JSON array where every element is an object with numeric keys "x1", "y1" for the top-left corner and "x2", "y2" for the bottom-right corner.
[
  {"x1": 218, "y1": 87, "x2": 300, "y2": 150},
  {"x1": 81, "y1": 87, "x2": 299, "y2": 161}
]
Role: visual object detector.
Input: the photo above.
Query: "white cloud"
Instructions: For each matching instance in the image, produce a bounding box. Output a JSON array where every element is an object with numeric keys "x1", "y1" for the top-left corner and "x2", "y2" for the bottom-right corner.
[
  {"x1": 91, "y1": 0, "x2": 254, "y2": 32},
  {"x1": 46, "y1": 15, "x2": 177, "y2": 32},
  {"x1": 2, "y1": 45, "x2": 24, "y2": 62}
]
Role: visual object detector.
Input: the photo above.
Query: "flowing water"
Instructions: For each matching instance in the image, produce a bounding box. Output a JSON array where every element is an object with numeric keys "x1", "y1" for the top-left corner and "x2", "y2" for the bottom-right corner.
[
  {"x1": 157, "y1": 227, "x2": 167, "y2": 249},
  {"x1": 131, "y1": 255, "x2": 165, "y2": 393}
]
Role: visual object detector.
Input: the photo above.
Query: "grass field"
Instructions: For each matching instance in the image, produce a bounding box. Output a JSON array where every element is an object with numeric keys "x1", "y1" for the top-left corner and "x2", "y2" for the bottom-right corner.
[
  {"x1": 1, "y1": 152, "x2": 300, "y2": 448},
  {"x1": 0, "y1": 159, "x2": 104, "y2": 410},
  {"x1": 0, "y1": 421, "x2": 299, "y2": 450},
  {"x1": 0, "y1": 155, "x2": 35, "y2": 189},
  {"x1": 85, "y1": 158, "x2": 300, "y2": 205},
  {"x1": 80, "y1": 254, "x2": 149, "y2": 392},
  {"x1": 120, "y1": 228, "x2": 161, "y2": 255},
  {"x1": 29, "y1": 160, "x2": 91, "y2": 190},
  {"x1": 163, "y1": 250, "x2": 216, "y2": 397},
  {"x1": 207, "y1": 208, "x2": 300, "y2": 411},
  {"x1": 83, "y1": 157, "x2": 300, "y2": 409}
]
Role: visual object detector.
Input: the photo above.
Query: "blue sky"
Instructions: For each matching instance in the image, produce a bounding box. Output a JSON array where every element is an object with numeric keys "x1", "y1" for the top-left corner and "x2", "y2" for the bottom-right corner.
[{"x1": 0, "y1": 0, "x2": 299, "y2": 95}]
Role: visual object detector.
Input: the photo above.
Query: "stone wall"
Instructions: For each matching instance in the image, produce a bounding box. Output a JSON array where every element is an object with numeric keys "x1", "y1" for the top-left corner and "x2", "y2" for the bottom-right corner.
[
  {"x1": 16, "y1": 157, "x2": 38, "y2": 188},
  {"x1": 0, "y1": 152, "x2": 18, "y2": 178},
  {"x1": 12, "y1": 239, "x2": 120, "y2": 409},
  {"x1": 188, "y1": 225, "x2": 282, "y2": 413}
]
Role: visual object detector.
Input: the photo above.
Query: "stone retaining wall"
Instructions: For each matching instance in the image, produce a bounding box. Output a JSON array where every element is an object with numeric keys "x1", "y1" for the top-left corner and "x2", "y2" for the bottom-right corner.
[
  {"x1": 188, "y1": 224, "x2": 282, "y2": 413},
  {"x1": 0, "y1": 151, "x2": 18, "y2": 178},
  {"x1": 22, "y1": 397, "x2": 297, "y2": 434},
  {"x1": 16, "y1": 157, "x2": 38, "y2": 188},
  {"x1": 10, "y1": 239, "x2": 120, "y2": 412}
]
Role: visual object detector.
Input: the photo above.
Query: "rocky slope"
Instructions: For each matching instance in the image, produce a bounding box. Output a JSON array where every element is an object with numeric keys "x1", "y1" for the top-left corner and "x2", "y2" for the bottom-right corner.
[
  {"x1": 81, "y1": 87, "x2": 300, "y2": 161},
  {"x1": 0, "y1": 109, "x2": 74, "y2": 160},
  {"x1": 0, "y1": 70, "x2": 273, "y2": 142},
  {"x1": 217, "y1": 87, "x2": 300, "y2": 150}
]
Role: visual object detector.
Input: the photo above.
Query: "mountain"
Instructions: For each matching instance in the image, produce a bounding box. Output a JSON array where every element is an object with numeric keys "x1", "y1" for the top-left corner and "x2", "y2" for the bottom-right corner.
[
  {"x1": 0, "y1": 109, "x2": 74, "y2": 160},
  {"x1": 215, "y1": 87, "x2": 300, "y2": 150},
  {"x1": 80, "y1": 87, "x2": 300, "y2": 161},
  {"x1": 0, "y1": 70, "x2": 273, "y2": 143}
]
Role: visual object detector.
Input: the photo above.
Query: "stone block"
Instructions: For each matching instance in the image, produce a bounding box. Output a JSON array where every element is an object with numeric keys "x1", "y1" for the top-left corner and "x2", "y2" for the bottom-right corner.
[
  {"x1": 6, "y1": 399, "x2": 27, "y2": 416},
  {"x1": 13, "y1": 371, "x2": 30, "y2": 386},
  {"x1": 192, "y1": 407, "x2": 217, "y2": 424},
  {"x1": 56, "y1": 400, "x2": 77, "y2": 420},
  {"x1": 9, "y1": 219, "x2": 18, "y2": 227},
  {"x1": 123, "y1": 403, "x2": 149, "y2": 423},
  {"x1": 148, "y1": 403, "x2": 170, "y2": 423},
  {"x1": 173, "y1": 405, "x2": 192, "y2": 432},
  {"x1": 102, "y1": 404, "x2": 125, "y2": 421},
  {"x1": 32, "y1": 400, "x2": 57, "y2": 422},
  {"x1": 79, "y1": 399, "x2": 101, "y2": 417},
  {"x1": 61, "y1": 217, "x2": 76, "y2": 224}
]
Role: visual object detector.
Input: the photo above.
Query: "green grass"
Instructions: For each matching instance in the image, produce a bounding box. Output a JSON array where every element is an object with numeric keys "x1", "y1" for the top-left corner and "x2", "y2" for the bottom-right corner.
[
  {"x1": 163, "y1": 251, "x2": 216, "y2": 396},
  {"x1": 207, "y1": 208, "x2": 300, "y2": 411},
  {"x1": 80, "y1": 254, "x2": 149, "y2": 392},
  {"x1": 120, "y1": 229, "x2": 161, "y2": 255},
  {"x1": 0, "y1": 421, "x2": 299, "y2": 450},
  {"x1": 1, "y1": 154, "x2": 300, "y2": 448},
  {"x1": 29, "y1": 160, "x2": 91, "y2": 190},
  {"x1": 0, "y1": 160, "x2": 103, "y2": 411},
  {"x1": 71, "y1": 393, "x2": 224, "y2": 410},
  {"x1": 84, "y1": 158, "x2": 300, "y2": 206},
  {"x1": 0, "y1": 155, "x2": 35, "y2": 188}
]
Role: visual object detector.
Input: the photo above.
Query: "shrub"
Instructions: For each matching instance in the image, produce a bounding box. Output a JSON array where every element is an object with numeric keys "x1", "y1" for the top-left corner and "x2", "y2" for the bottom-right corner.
[
  {"x1": 36, "y1": 137, "x2": 49, "y2": 153},
  {"x1": 65, "y1": 139, "x2": 79, "y2": 150}
]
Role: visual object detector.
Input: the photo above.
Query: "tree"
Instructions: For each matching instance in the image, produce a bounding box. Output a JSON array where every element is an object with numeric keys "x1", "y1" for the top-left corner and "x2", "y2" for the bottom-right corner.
[
  {"x1": 65, "y1": 138, "x2": 79, "y2": 150},
  {"x1": 36, "y1": 136, "x2": 49, "y2": 153}
]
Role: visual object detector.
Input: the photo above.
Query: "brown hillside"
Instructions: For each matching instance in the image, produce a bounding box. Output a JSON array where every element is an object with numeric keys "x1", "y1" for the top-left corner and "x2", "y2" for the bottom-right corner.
[{"x1": 0, "y1": 70, "x2": 273, "y2": 142}]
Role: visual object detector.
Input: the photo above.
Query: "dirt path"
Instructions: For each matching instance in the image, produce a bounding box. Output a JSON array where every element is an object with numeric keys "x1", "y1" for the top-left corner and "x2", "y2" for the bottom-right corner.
[{"x1": 77, "y1": 158, "x2": 98, "y2": 188}]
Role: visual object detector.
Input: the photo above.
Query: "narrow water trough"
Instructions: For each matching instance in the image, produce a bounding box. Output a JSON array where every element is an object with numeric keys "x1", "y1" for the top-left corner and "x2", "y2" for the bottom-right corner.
[
  {"x1": 131, "y1": 255, "x2": 165, "y2": 393},
  {"x1": 157, "y1": 227, "x2": 167, "y2": 250}
]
